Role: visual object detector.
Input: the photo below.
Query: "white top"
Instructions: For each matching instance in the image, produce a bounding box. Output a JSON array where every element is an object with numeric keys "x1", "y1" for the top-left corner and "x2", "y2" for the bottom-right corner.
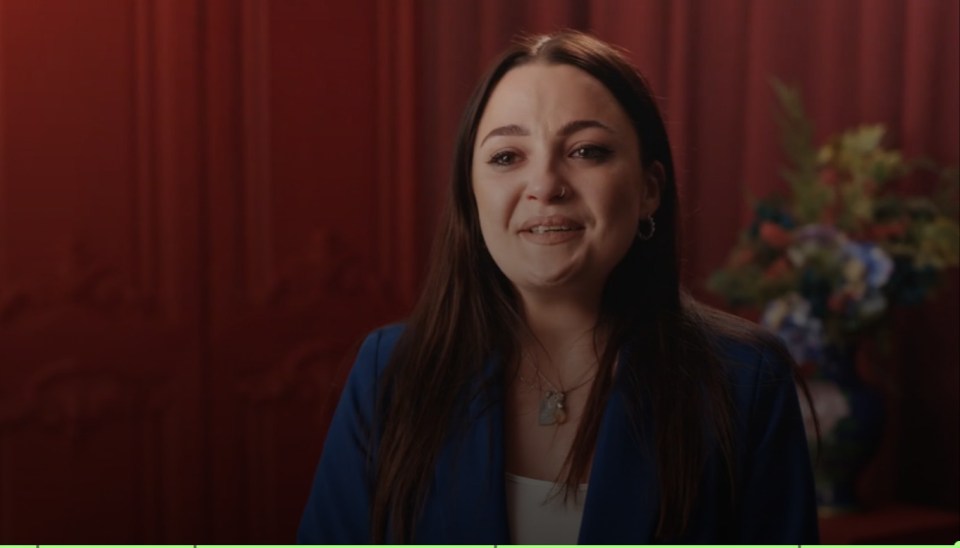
[{"x1": 504, "y1": 473, "x2": 589, "y2": 545}]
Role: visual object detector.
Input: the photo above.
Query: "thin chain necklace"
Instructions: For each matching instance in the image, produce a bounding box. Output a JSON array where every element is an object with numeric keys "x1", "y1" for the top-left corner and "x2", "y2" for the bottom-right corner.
[{"x1": 518, "y1": 361, "x2": 595, "y2": 426}]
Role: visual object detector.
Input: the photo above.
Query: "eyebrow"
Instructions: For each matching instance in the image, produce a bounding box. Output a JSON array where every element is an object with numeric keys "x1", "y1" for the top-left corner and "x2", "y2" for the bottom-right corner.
[{"x1": 479, "y1": 119, "x2": 615, "y2": 147}]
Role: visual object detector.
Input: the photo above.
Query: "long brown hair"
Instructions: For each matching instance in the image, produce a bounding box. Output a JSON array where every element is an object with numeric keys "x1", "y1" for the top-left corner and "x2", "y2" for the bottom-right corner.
[{"x1": 371, "y1": 30, "x2": 806, "y2": 542}]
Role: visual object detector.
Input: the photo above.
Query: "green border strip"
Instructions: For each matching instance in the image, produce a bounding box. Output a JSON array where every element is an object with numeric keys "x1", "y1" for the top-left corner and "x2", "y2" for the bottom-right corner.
[{"x1": 0, "y1": 540, "x2": 960, "y2": 548}]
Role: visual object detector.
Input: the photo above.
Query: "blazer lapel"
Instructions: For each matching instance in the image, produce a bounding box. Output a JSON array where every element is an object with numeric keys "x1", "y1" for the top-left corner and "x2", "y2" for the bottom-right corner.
[
  {"x1": 419, "y1": 357, "x2": 659, "y2": 544},
  {"x1": 578, "y1": 378, "x2": 660, "y2": 544},
  {"x1": 415, "y1": 360, "x2": 511, "y2": 544}
]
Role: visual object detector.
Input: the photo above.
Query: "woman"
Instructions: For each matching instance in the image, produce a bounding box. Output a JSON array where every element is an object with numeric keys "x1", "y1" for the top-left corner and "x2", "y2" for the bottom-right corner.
[{"x1": 298, "y1": 31, "x2": 818, "y2": 544}]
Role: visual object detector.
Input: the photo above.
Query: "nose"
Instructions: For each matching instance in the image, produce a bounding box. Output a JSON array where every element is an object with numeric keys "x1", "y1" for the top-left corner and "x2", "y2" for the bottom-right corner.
[{"x1": 525, "y1": 157, "x2": 567, "y2": 202}]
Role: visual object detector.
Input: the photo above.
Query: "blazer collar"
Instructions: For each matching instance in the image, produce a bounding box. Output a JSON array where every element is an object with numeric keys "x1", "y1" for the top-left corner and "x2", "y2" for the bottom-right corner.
[{"x1": 449, "y1": 355, "x2": 660, "y2": 544}]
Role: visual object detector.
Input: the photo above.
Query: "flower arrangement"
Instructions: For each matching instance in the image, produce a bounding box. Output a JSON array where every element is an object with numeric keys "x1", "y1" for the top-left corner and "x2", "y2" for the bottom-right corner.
[{"x1": 709, "y1": 81, "x2": 960, "y2": 367}]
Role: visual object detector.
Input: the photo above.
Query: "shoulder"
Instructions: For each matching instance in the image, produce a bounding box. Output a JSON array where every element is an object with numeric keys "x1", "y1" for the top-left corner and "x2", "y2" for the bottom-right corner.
[
  {"x1": 687, "y1": 314, "x2": 810, "y2": 467},
  {"x1": 359, "y1": 323, "x2": 406, "y2": 361},
  {"x1": 684, "y1": 301, "x2": 794, "y2": 384},
  {"x1": 716, "y1": 332, "x2": 792, "y2": 379},
  {"x1": 339, "y1": 323, "x2": 407, "y2": 399},
  {"x1": 703, "y1": 319, "x2": 804, "y2": 441},
  {"x1": 350, "y1": 323, "x2": 406, "y2": 378},
  {"x1": 685, "y1": 303, "x2": 798, "y2": 409}
]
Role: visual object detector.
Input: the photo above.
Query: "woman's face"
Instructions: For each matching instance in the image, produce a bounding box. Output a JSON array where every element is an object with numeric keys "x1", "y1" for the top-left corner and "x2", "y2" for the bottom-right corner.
[{"x1": 472, "y1": 63, "x2": 660, "y2": 297}]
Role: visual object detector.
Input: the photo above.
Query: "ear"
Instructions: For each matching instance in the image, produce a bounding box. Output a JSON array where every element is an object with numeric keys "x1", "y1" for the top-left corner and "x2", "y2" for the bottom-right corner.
[{"x1": 640, "y1": 161, "x2": 664, "y2": 217}]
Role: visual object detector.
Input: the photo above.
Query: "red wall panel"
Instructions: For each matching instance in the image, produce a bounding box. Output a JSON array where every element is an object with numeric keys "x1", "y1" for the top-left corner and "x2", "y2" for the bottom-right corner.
[
  {"x1": 2, "y1": 0, "x2": 135, "y2": 292},
  {"x1": 0, "y1": 0, "x2": 206, "y2": 542},
  {"x1": 0, "y1": 0, "x2": 415, "y2": 542},
  {"x1": 201, "y1": 0, "x2": 413, "y2": 542}
]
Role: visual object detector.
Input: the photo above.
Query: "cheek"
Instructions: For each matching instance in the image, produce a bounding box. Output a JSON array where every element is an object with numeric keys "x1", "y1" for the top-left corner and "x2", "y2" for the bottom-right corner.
[
  {"x1": 590, "y1": 183, "x2": 644, "y2": 262},
  {"x1": 473, "y1": 180, "x2": 515, "y2": 230},
  {"x1": 598, "y1": 181, "x2": 643, "y2": 230},
  {"x1": 472, "y1": 188, "x2": 496, "y2": 232}
]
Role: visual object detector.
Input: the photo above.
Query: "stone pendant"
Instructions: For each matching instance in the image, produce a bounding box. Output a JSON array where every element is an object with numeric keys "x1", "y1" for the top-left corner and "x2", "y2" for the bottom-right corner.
[{"x1": 538, "y1": 390, "x2": 568, "y2": 426}]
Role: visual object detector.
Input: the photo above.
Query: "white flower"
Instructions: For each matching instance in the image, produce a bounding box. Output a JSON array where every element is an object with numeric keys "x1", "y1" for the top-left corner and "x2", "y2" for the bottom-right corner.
[
  {"x1": 762, "y1": 293, "x2": 826, "y2": 365},
  {"x1": 798, "y1": 380, "x2": 850, "y2": 440}
]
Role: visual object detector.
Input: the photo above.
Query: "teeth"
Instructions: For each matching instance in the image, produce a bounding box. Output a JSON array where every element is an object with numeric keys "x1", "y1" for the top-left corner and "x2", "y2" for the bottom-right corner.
[{"x1": 530, "y1": 226, "x2": 575, "y2": 234}]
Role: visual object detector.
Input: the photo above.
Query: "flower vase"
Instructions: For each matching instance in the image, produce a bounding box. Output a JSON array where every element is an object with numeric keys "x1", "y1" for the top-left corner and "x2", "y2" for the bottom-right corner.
[{"x1": 799, "y1": 343, "x2": 885, "y2": 512}]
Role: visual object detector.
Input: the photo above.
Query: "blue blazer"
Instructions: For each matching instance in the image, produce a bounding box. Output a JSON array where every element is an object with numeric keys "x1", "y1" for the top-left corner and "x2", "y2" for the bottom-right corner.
[{"x1": 298, "y1": 324, "x2": 819, "y2": 544}]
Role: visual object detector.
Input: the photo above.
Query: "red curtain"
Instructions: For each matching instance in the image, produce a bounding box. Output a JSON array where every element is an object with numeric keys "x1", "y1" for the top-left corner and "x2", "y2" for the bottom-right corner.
[
  {"x1": 0, "y1": 0, "x2": 955, "y2": 542},
  {"x1": 414, "y1": 0, "x2": 959, "y2": 506}
]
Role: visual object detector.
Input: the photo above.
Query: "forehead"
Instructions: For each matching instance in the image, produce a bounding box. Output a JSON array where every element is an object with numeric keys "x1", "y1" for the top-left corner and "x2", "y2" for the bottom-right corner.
[{"x1": 476, "y1": 63, "x2": 631, "y2": 136}]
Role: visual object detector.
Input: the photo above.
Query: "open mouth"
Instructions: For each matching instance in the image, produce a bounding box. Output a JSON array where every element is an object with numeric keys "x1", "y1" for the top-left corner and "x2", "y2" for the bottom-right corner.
[{"x1": 528, "y1": 225, "x2": 580, "y2": 234}]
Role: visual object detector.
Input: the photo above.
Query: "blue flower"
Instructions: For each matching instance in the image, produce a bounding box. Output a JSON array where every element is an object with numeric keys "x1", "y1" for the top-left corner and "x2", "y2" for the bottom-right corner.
[
  {"x1": 761, "y1": 293, "x2": 826, "y2": 366},
  {"x1": 840, "y1": 241, "x2": 893, "y2": 290},
  {"x1": 824, "y1": 240, "x2": 893, "y2": 323}
]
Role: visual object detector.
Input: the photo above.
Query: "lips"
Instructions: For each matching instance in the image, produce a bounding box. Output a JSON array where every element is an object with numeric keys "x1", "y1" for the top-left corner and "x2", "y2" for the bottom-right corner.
[
  {"x1": 518, "y1": 215, "x2": 585, "y2": 245},
  {"x1": 529, "y1": 225, "x2": 578, "y2": 234},
  {"x1": 519, "y1": 215, "x2": 584, "y2": 233}
]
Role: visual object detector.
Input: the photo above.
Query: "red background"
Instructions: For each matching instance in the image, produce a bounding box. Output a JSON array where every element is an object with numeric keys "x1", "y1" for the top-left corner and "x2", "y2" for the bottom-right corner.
[{"x1": 0, "y1": 0, "x2": 956, "y2": 542}]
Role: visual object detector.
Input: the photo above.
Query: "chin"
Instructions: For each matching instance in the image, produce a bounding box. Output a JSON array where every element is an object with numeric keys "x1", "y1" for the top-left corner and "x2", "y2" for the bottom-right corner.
[{"x1": 516, "y1": 265, "x2": 586, "y2": 292}]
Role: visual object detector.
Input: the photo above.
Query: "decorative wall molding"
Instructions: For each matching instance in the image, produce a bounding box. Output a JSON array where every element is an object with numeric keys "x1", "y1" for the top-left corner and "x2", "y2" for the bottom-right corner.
[
  {"x1": 0, "y1": 2, "x2": 204, "y2": 541},
  {"x1": 0, "y1": 357, "x2": 175, "y2": 437},
  {"x1": 0, "y1": 2, "x2": 178, "y2": 327},
  {"x1": 201, "y1": 2, "x2": 421, "y2": 539},
  {"x1": 0, "y1": 1, "x2": 423, "y2": 541},
  {"x1": 215, "y1": 0, "x2": 410, "y2": 315},
  {"x1": 0, "y1": 239, "x2": 151, "y2": 325},
  {"x1": 229, "y1": 335, "x2": 355, "y2": 539},
  {"x1": 0, "y1": 353, "x2": 186, "y2": 542},
  {"x1": 234, "y1": 337, "x2": 347, "y2": 409},
  {"x1": 267, "y1": 226, "x2": 393, "y2": 308}
]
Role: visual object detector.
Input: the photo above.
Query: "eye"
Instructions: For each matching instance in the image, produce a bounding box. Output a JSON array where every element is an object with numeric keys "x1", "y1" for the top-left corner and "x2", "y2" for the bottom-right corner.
[
  {"x1": 488, "y1": 150, "x2": 521, "y2": 167},
  {"x1": 570, "y1": 145, "x2": 612, "y2": 162}
]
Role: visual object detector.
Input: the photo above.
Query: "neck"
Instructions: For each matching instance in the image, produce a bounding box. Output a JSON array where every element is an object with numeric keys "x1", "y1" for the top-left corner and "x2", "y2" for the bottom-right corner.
[{"x1": 516, "y1": 288, "x2": 606, "y2": 386}]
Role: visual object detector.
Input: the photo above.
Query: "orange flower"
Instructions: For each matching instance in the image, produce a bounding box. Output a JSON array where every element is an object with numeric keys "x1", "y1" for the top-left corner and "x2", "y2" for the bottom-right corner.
[
  {"x1": 763, "y1": 257, "x2": 792, "y2": 280},
  {"x1": 759, "y1": 221, "x2": 793, "y2": 248},
  {"x1": 821, "y1": 206, "x2": 839, "y2": 226},
  {"x1": 730, "y1": 247, "x2": 756, "y2": 267},
  {"x1": 820, "y1": 167, "x2": 840, "y2": 186},
  {"x1": 872, "y1": 220, "x2": 907, "y2": 240},
  {"x1": 828, "y1": 291, "x2": 853, "y2": 313}
]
